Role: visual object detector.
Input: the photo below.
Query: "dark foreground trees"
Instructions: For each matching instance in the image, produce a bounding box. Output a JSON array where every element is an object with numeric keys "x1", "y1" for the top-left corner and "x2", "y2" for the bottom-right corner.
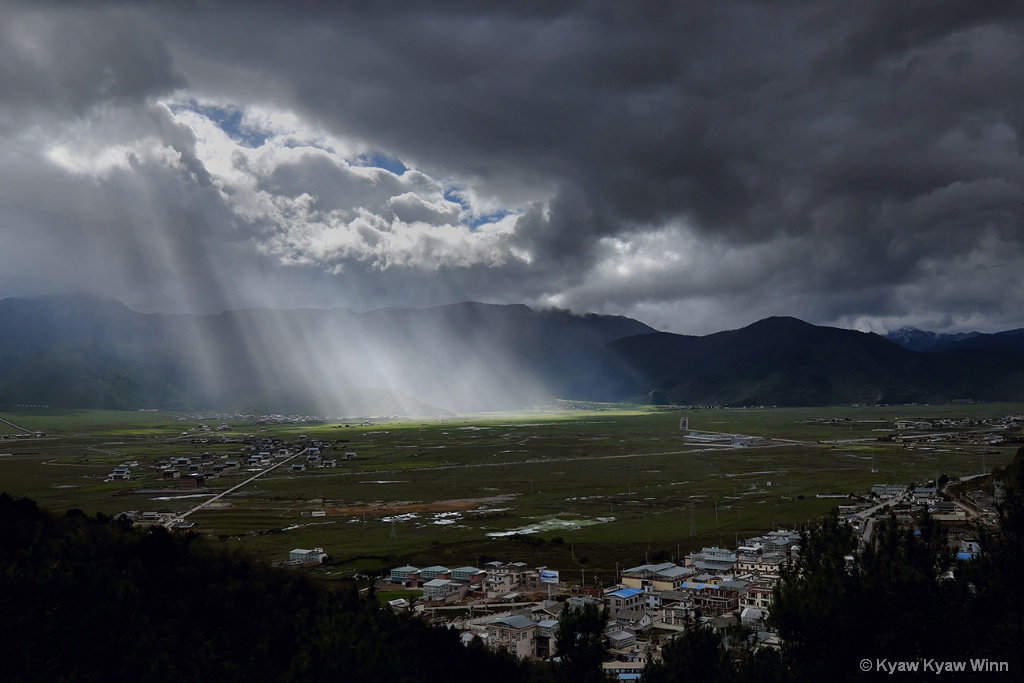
[
  {"x1": 553, "y1": 600, "x2": 608, "y2": 683},
  {"x1": 641, "y1": 618, "x2": 786, "y2": 683},
  {"x1": 770, "y1": 449, "x2": 1024, "y2": 682},
  {"x1": 0, "y1": 493, "x2": 545, "y2": 683}
]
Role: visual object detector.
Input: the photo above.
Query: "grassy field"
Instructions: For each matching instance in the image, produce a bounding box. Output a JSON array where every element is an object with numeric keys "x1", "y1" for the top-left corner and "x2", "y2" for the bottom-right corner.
[{"x1": 2, "y1": 403, "x2": 1021, "y2": 586}]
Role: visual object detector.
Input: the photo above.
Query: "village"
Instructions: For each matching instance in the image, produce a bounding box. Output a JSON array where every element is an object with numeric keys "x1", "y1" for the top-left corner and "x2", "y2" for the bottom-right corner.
[{"x1": 287, "y1": 472, "x2": 990, "y2": 680}]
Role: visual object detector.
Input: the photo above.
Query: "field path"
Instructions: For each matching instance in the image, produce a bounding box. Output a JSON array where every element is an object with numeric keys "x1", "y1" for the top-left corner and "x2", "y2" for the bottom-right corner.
[
  {"x1": 169, "y1": 448, "x2": 309, "y2": 526},
  {"x1": 0, "y1": 414, "x2": 31, "y2": 432}
]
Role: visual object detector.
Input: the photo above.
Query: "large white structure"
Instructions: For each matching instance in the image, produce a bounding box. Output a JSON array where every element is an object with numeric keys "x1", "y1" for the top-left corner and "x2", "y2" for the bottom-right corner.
[{"x1": 289, "y1": 547, "x2": 326, "y2": 564}]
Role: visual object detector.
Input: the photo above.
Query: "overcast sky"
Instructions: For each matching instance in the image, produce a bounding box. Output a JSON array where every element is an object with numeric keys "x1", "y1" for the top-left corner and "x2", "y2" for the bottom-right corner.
[{"x1": 1, "y1": 0, "x2": 1022, "y2": 335}]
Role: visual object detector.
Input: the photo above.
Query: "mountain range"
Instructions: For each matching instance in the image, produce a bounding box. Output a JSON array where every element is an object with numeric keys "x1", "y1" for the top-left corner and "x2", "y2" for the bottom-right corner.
[
  {"x1": 2, "y1": 295, "x2": 1023, "y2": 414},
  {"x1": 884, "y1": 326, "x2": 1024, "y2": 354}
]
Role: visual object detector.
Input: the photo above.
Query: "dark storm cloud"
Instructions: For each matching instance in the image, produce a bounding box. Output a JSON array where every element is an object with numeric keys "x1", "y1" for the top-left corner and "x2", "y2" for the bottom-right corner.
[
  {"x1": 1, "y1": 0, "x2": 1023, "y2": 333},
  {"x1": 0, "y1": 4, "x2": 182, "y2": 123}
]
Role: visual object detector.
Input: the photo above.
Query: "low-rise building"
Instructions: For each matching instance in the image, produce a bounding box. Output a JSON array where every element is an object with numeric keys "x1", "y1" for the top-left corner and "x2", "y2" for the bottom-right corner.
[
  {"x1": 871, "y1": 484, "x2": 907, "y2": 499},
  {"x1": 605, "y1": 587, "x2": 645, "y2": 618},
  {"x1": 621, "y1": 562, "x2": 695, "y2": 592},
  {"x1": 685, "y1": 547, "x2": 738, "y2": 574},
  {"x1": 388, "y1": 566, "x2": 420, "y2": 585},
  {"x1": 677, "y1": 581, "x2": 739, "y2": 617},
  {"x1": 289, "y1": 547, "x2": 326, "y2": 564},
  {"x1": 423, "y1": 579, "x2": 464, "y2": 601},
  {"x1": 487, "y1": 615, "x2": 537, "y2": 660},
  {"x1": 179, "y1": 474, "x2": 205, "y2": 489},
  {"x1": 419, "y1": 565, "x2": 450, "y2": 581},
  {"x1": 451, "y1": 566, "x2": 484, "y2": 583},
  {"x1": 606, "y1": 628, "x2": 637, "y2": 654},
  {"x1": 661, "y1": 596, "x2": 696, "y2": 627},
  {"x1": 534, "y1": 618, "x2": 559, "y2": 658}
]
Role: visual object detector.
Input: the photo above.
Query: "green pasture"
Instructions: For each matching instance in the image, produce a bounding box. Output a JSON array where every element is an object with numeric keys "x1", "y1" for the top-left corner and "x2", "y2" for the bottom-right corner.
[
  {"x1": 2, "y1": 404, "x2": 1021, "y2": 585},
  {"x1": 0, "y1": 409, "x2": 191, "y2": 434}
]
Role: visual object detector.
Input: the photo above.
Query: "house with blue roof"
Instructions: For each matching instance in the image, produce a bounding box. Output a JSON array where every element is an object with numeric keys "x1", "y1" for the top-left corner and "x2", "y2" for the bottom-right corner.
[{"x1": 605, "y1": 587, "x2": 645, "y2": 618}]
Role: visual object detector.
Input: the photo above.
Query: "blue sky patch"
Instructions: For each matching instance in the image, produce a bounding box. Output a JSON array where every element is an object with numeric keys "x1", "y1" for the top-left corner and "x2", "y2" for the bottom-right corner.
[
  {"x1": 444, "y1": 188, "x2": 514, "y2": 229},
  {"x1": 356, "y1": 152, "x2": 408, "y2": 176},
  {"x1": 188, "y1": 102, "x2": 269, "y2": 148},
  {"x1": 468, "y1": 210, "x2": 513, "y2": 228}
]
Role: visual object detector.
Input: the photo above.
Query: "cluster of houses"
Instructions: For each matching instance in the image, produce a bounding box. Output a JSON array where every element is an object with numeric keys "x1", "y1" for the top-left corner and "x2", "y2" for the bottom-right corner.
[
  {"x1": 380, "y1": 493, "x2": 985, "y2": 675},
  {"x1": 853, "y1": 480, "x2": 984, "y2": 553},
  {"x1": 104, "y1": 431, "x2": 361, "y2": 486},
  {"x1": 372, "y1": 475, "x2": 988, "y2": 672},
  {"x1": 861, "y1": 479, "x2": 980, "y2": 523},
  {"x1": 379, "y1": 530, "x2": 803, "y2": 665},
  {"x1": 0, "y1": 431, "x2": 46, "y2": 440},
  {"x1": 888, "y1": 413, "x2": 1024, "y2": 446}
]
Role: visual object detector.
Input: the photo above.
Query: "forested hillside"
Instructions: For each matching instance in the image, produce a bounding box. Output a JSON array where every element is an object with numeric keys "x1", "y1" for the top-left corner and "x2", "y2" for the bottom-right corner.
[{"x1": 0, "y1": 494, "x2": 547, "y2": 683}]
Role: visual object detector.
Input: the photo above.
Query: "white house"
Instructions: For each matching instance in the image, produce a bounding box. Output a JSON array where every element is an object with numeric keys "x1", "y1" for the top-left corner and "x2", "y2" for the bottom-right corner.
[{"x1": 289, "y1": 547, "x2": 326, "y2": 564}]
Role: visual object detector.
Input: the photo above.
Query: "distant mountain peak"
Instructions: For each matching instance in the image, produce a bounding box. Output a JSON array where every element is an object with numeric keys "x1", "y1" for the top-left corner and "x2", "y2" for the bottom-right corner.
[{"x1": 884, "y1": 327, "x2": 981, "y2": 352}]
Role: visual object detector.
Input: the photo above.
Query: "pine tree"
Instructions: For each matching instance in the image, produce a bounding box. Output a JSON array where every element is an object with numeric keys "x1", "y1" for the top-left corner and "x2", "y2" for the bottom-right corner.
[{"x1": 554, "y1": 601, "x2": 608, "y2": 683}]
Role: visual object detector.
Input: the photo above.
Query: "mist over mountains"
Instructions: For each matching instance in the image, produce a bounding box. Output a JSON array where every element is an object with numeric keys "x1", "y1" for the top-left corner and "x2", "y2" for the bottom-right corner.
[
  {"x1": 2, "y1": 296, "x2": 1023, "y2": 414},
  {"x1": 0, "y1": 296, "x2": 651, "y2": 415}
]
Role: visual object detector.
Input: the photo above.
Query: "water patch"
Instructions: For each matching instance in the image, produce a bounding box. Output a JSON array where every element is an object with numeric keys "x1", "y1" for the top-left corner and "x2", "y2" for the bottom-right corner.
[
  {"x1": 360, "y1": 480, "x2": 407, "y2": 484},
  {"x1": 382, "y1": 513, "x2": 419, "y2": 523},
  {"x1": 486, "y1": 515, "x2": 613, "y2": 537},
  {"x1": 432, "y1": 512, "x2": 463, "y2": 525}
]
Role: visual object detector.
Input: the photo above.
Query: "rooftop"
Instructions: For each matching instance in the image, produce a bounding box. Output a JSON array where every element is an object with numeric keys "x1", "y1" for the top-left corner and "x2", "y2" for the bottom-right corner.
[{"x1": 492, "y1": 615, "x2": 535, "y2": 630}]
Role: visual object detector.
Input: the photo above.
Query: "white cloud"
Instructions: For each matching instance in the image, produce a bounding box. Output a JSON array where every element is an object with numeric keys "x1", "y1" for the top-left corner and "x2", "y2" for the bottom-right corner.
[{"x1": 162, "y1": 98, "x2": 536, "y2": 273}]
